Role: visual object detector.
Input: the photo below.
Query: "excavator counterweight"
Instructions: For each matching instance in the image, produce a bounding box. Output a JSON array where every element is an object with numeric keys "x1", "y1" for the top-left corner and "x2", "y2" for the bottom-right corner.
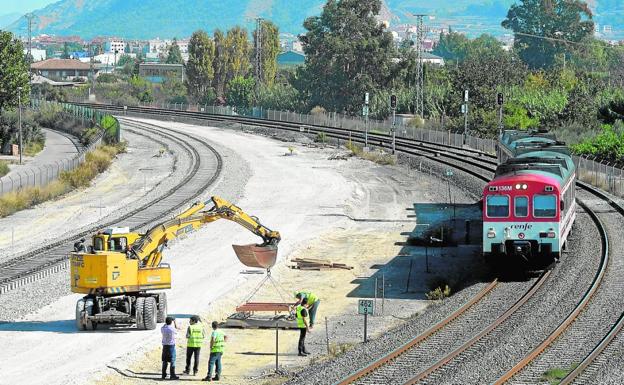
[{"x1": 70, "y1": 196, "x2": 280, "y2": 331}]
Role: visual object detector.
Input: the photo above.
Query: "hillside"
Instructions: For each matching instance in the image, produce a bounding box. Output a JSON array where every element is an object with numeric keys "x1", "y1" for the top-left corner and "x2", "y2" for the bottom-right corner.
[{"x1": 6, "y1": 0, "x2": 624, "y2": 39}]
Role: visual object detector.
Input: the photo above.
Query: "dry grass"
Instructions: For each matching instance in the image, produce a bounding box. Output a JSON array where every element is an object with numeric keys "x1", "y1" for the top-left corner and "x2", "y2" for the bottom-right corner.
[
  {"x1": 346, "y1": 140, "x2": 397, "y2": 165},
  {"x1": 0, "y1": 144, "x2": 124, "y2": 218}
]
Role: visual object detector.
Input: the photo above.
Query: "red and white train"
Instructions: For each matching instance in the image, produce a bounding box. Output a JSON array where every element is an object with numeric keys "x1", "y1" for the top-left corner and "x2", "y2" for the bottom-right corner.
[{"x1": 483, "y1": 130, "x2": 577, "y2": 266}]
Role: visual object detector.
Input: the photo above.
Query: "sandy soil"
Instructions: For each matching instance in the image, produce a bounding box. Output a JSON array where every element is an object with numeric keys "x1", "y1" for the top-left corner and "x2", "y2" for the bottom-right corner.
[{"x1": 0, "y1": 119, "x2": 475, "y2": 385}]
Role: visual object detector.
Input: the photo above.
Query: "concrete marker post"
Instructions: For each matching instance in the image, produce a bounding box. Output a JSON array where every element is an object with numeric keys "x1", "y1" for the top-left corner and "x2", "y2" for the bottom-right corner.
[
  {"x1": 275, "y1": 322, "x2": 279, "y2": 372},
  {"x1": 325, "y1": 317, "x2": 330, "y2": 354}
]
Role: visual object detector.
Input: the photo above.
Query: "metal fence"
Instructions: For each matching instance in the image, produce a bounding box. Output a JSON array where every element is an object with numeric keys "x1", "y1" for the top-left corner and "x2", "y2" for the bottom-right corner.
[
  {"x1": 0, "y1": 101, "x2": 117, "y2": 197},
  {"x1": 575, "y1": 155, "x2": 624, "y2": 198},
  {"x1": 68, "y1": 96, "x2": 498, "y2": 155},
  {"x1": 68, "y1": 97, "x2": 624, "y2": 199}
]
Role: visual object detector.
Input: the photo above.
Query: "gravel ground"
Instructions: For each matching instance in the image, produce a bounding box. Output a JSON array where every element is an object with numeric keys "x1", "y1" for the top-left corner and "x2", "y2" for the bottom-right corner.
[
  {"x1": 427, "y1": 211, "x2": 601, "y2": 385},
  {"x1": 509, "y1": 190, "x2": 624, "y2": 384},
  {"x1": 0, "y1": 129, "x2": 176, "y2": 263}
]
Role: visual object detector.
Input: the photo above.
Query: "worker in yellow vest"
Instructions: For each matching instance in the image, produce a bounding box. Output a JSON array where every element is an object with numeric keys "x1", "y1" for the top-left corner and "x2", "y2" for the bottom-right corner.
[
  {"x1": 296, "y1": 297, "x2": 311, "y2": 356},
  {"x1": 184, "y1": 315, "x2": 205, "y2": 376},
  {"x1": 203, "y1": 321, "x2": 227, "y2": 382},
  {"x1": 295, "y1": 290, "x2": 320, "y2": 328}
]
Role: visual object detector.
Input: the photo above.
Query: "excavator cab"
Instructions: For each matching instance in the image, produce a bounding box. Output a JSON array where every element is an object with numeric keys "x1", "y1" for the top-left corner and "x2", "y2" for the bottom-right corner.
[{"x1": 91, "y1": 228, "x2": 142, "y2": 253}]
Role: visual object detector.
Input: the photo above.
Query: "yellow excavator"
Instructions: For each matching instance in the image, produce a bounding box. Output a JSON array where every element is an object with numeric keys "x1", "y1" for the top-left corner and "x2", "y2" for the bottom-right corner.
[{"x1": 70, "y1": 196, "x2": 281, "y2": 330}]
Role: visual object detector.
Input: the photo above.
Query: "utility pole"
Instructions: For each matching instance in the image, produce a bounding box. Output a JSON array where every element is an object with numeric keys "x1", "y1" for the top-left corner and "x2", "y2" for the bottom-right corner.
[
  {"x1": 412, "y1": 14, "x2": 428, "y2": 118},
  {"x1": 254, "y1": 17, "x2": 264, "y2": 99},
  {"x1": 462, "y1": 90, "x2": 469, "y2": 145},
  {"x1": 25, "y1": 13, "x2": 36, "y2": 91},
  {"x1": 497, "y1": 92, "x2": 504, "y2": 137},
  {"x1": 89, "y1": 42, "x2": 95, "y2": 99},
  {"x1": 18, "y1": 87, "x2": 23, "y2": 165},
  {"x1": 363, "y1": 92, "x2": 370, "y2": 149}
]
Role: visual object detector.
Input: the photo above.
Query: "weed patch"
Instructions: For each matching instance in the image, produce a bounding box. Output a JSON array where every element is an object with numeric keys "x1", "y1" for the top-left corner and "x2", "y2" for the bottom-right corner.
[
  {"x1": 541, "y1": 363, "x2": 578, "y2": 385},
  {"x1": 0, "y1": 144, "x2": 124, "y2": 218}
]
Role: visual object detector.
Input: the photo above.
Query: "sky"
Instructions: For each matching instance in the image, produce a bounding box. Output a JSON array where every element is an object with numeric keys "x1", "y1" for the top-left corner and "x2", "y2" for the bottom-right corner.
[{"x1": 1, "y1": 0, "x2": 52, "y2": 15}]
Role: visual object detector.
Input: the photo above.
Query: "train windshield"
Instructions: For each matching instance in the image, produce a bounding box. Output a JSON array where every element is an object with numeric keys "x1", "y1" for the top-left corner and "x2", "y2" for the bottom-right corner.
[
  {"x1": 486, "y1": 195, "x2": 509, "y2": 217},
  {"x1": 534, "y1": 195, "x2": 557, "y2": 217},
  {"x1": 515, "y1": 196, "x2": 529, "y2": 217}
]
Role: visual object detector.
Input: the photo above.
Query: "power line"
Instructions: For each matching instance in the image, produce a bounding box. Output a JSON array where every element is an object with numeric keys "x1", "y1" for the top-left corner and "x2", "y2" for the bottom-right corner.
[{"x1": 513, "y1": 31, "x2": 623, "y2": 49}]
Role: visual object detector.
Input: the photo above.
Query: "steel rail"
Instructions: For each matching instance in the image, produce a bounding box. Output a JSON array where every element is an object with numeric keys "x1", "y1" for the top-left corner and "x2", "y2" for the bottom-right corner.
[
  {"x1": 556, "y1": 182, "x2": 624, "y2": 385},
  {"x1": 334, "y1": 279, "x2": 499, "y2": 385},
  {"x1": 0, "y1": 120, "x2": 222, "y2": 294},
  {"x1": 492, "y1": 194, "x2": 611, "y2": 384},
  {"x1": 403, "y1": 271, "x2": 551, "y2": 385}
]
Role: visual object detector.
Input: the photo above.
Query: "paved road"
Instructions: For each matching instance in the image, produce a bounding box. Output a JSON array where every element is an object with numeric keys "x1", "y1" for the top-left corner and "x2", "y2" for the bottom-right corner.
[{"x1": 2, "y1": 129, "x2": 82, "y2": 180}]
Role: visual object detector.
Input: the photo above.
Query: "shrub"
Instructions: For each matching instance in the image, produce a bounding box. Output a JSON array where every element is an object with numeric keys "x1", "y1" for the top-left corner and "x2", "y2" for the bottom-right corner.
[
  {"x1": 310, "y1": 106, "x2": 326, "y2": 116},
  {"x1": 426, "y1": 285, "x2": 451, "y2": 300},
  {"x1": 0, "y1": 161, "x2": 9, "y2": 177},
  {"x1": 316, "y1": 132, "x2": 327, "y2": 143},
  {"x1": 24, "y1": 141, "x2": 44, "y2": 156}
]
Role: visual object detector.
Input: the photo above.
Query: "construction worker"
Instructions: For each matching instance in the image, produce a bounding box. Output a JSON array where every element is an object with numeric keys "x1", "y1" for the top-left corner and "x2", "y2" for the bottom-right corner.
[
  {"x1": 161, "y1": 316, "x2": 180, "y2": 380},
  {"x1": 296, "y1": 297, "x2": 310, "y2": 356},
  {"x1": 73, "y1": 238, "x2": 86, "y2": 252},
  {"x1": 184, "y1": 315, "x2": 205, "y2": 376},
  {"x1": 295, "y1": 290, "x2": 320, "y2": 328},
  {"x1": 203, "y1": 321, "x2": 227, "y2": 382}
]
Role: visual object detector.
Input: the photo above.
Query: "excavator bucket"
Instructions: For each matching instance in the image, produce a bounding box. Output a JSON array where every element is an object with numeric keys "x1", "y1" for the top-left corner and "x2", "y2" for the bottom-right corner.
[{"x1": 232, "y1": 244, "x2": 278, "y2": 270}]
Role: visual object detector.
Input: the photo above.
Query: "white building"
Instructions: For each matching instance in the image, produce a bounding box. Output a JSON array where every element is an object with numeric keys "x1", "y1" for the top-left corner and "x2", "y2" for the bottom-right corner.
[
  {"x1": 106, "y1": 39, "x2": 125, "y2": 54},
  {"x1": 24, "y1": 48, "x2": 46, "y2": 62}
]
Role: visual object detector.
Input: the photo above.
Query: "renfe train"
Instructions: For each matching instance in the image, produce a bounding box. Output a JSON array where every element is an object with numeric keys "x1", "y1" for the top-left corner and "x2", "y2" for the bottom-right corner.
[{"x1": 483, "y1": 130, "x2": 577, "y2": 267}]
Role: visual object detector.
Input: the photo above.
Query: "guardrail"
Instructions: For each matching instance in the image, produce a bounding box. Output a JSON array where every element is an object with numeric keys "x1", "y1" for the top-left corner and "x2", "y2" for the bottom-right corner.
[{"x1": 0, "y1": 101, "x2": 119, "y2": 197}]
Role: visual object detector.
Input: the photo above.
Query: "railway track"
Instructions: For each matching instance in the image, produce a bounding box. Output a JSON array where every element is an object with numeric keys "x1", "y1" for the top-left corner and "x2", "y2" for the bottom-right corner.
[
  {"x1": 40, "y1": 103, "x2": 624, "y2": 383},
  {"x1": 0, "y1": 120, "x2": 222, "y2": 294}
]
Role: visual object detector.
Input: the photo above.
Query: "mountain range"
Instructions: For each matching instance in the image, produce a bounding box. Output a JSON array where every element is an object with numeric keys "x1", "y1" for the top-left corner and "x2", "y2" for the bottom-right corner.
[{"x1": 5, "y1": 0, "x2": 624, "y2": 40}]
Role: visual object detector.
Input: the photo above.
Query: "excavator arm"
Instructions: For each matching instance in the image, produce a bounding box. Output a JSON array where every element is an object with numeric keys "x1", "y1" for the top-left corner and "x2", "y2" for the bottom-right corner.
[{"x1": 130, "y1": 196, "x2": 281, "y2": 269}]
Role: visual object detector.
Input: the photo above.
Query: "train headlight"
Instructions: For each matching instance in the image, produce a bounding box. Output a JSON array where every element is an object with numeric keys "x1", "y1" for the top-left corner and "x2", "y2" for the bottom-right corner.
[
  {"x1": 515, "y1": 184, "x2": 521, "y2": 190},
  {"x1": 487, "y1": 228, "x2": 496, "y2": 239},
  {"x1": 547, "y1": 228, "x2": 556, "y2": 238},
  {"x1": 522, "y1": 184, "x2": 528, "y2": 190}
]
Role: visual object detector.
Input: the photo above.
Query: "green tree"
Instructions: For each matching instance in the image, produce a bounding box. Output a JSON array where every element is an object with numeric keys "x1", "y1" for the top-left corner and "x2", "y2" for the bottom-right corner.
[
  {"x1": 254, "y1": 20, "x2": 280, "y2": 86},
  {"x1": 166, "y1": 38, "x2": 184, "y2": 64},
  {"x1": 61, "y1": 42, "x2": 71, "y2": 59},
  {"x1": 0, "y1": 32, "x2": 30, "y2": 110},
  {"x1": 212, "y1": 29, "x2": 229, "y2": 97},
  {"x1": 449, "y1": 49, "x2": 527, "y2": 135},
  {"x1": 161, "y1": 74, "x2": 188, "y2": 104},
  {"x1": 502, "y1": 0, "x2": 594, "y2": 69},
  {"x1": 226, "y1": 26, "x2": 251, "y2": 83},
  {"x1": 433, "y1": 31, "x2": 470, "y2": 63},
  {"x1": 129, "y1": 75, "x2": 154, "y2": 103},
  {"x1": 185, "y1": 30, "x2": 216, "y2": 101},
  {"x1": 297, "y1": 0, "x2": 396, "y2": 114},
  {"x1": 226, "y1": 76, "x2": 255, "y2": 108}
]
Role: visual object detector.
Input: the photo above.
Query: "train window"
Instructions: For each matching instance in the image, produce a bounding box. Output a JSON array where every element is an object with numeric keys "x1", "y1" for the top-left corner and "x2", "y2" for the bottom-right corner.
[
  {"x1": 534, "y1": 195, "x2": 557, "y2": 217},
  {"x1": 486, "y1": 195, "x2": 509, "y2": 217},
  {"x1": 515, "y1": 196, "x2": 529, "y2": 217}
]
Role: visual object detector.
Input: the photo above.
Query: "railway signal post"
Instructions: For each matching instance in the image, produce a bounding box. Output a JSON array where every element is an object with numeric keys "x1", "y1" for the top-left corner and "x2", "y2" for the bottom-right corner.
[
  {"x1": 391, "y1": 94, "x2": 397, "y2": 154},
  {"x1": 497, "y1": 92, "x2": 504, "y2": 137},
  {"x1": 363, "y1": 92, "x2": 370, "y2": 150}
]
